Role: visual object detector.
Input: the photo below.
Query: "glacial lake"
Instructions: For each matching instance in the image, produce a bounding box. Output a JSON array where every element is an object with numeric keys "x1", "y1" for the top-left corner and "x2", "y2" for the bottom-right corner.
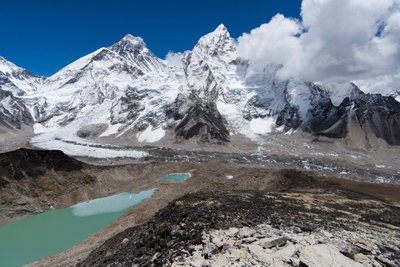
[
  {"x1": 161, "y1": 173, "x2": 190, "y2": 182},
  {"x1": 0, "y1": 188, "x2": 156, "y2": 267}
]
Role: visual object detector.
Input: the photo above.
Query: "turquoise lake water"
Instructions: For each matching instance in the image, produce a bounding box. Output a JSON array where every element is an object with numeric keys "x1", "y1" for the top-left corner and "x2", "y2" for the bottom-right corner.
[
  {"x1": 0, "y1": 188, "x2": 156, "y2": 267},
  {"x1": 161, "y1": 173, "x2": 190, "y2": 182}
]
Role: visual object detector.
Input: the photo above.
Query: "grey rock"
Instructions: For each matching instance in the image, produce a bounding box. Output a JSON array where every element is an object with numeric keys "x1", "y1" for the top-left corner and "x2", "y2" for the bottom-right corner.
[
  {"x1": 225, "y1": 227, "x2": 239, "y2": 237},
  {"x1": 299, "y1": 244, "x2": 363, "y2": 267},
  {"x1": 258, "y1": 236, "x2": 288, "y2": 249},
  {"x1": 237, "y1": 227, "x2": 256, "y2": 238}
]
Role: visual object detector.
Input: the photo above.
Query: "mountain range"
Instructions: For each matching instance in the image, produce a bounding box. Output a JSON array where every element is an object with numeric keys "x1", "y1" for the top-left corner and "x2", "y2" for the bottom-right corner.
[{"x1": 1, "y1": 24, "x2": 400, "y2": 151}]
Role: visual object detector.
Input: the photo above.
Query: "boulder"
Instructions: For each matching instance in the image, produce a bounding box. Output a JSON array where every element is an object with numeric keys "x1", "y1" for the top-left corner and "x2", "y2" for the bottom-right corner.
[
  {"x1": 299, "y1": 244, "x2": 363, "y2": 267},
  {"x1": 258, "y1": 236, "x2": 288, "y2": 248}
]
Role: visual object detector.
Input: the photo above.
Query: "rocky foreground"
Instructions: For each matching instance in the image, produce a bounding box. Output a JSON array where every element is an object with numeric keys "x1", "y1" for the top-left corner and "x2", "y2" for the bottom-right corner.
[{"x1": 79, "y1": 188, "x2": 400, "y2": 266}]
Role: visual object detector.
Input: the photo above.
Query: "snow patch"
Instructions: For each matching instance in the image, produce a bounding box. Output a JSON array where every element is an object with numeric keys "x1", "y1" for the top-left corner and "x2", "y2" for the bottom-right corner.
[
  {"x1": 99, "y1": 123, "x2": 123, "y2": 137},
  {"x1": 249, "y1": 117, "x2": 275, "y2": 135},
  {"x1": 137, "y1": 125, "x2": 165, "y2": 143},
  {"x1": 33, "y1": 123, "x2": 56, "y2": 134}
]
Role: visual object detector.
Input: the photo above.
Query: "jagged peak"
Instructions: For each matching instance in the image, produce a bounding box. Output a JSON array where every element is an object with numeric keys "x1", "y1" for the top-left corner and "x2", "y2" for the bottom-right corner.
[
  {"x1": 214, "y1": 23, "x2": 229, "y2": 34},
  {"x1": 197, "y1": 24, "x2": 232, "y2": 46},
  {"x1": 191, "y1": 23, "x2": 236, "y2": 62},
  {"x1": 111, "y1": 34, "x2": 147, "y2": 51},
  {"x1": 109, "y1": 34, "x2": 152, "y2": 58},
  {"x1": 0, "y1": 55, "x2": 42, "y2": 78},
  {"x1": 0, "y1": 55, "x2": 25, "y2": 75},
  {"x1": 120, "y1": 34, "x2": 145, "y2": 45},
  {"x1": 194, "y1": 23, "x2": 235, "y2": 50},
  {"x1": 109, "y1": 34, "x2": 164, "y2": 72},
  {"x1": 0, "y1": 55, "x2": 17, "y2": 68}
]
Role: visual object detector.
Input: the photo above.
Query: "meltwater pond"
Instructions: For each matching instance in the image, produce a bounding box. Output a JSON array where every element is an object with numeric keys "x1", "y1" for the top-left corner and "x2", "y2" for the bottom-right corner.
[
  {"x1": 161, "y1": 173, "x2": 191, "y2": 182},
  {"x1": 0, "y1": 188, "x2": 156, "y2": 267}
]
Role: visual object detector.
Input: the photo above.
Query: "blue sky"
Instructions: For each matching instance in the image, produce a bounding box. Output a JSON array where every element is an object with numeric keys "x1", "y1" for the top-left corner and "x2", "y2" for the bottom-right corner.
[{"x1": 0, "y1": 0, "x2": 301, "y2": 76}]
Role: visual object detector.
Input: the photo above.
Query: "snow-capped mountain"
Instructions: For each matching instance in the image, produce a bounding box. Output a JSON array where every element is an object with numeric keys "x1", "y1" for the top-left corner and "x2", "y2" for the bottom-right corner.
[
  {"x1": 1, "y1": 24, "x2": 400, "y2": 150},
  {"x1": 0, "y1": 56, "x2": 43, "y2": 95},
  {"x1": 0, "y1": 89, "x2": 33, "y2": 129},
  {"x1": 0, "y1": 57, "x2": 41, "y2": 129}
]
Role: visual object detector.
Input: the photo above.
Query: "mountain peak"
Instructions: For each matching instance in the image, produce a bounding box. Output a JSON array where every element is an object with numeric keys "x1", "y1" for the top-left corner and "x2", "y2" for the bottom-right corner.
[
  {"x1": 191, "y1": 23, "x2": 236, "y2": 62},
  {"x1": 196, "y1": 24, "x2": 232, "y2": 47},
  {"x1": 214, "y1": 23, "x2": 228, "y2": 34},
  {"x1": 120, "y1": 34, "x2": 145, "y2": 45},
  {"x1": 109, "y1": 34, "x2": 149, "y2": 60},
  {"x1": 0, "y1": 55, "x2": 21, "y2": 75},
  {"x1": 108, "y1": 34, "x2": 164, "y2": 73},
  {"x1": 205, "y1": 23, "x2": 231, "y2": 40},
  {"x1": 0, "y1": 55, "x2": 16, "y2": 67}
]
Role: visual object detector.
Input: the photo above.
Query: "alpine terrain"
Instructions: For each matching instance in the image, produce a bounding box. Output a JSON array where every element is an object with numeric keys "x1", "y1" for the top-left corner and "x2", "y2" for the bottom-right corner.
[
  {"x1": 1, "y1": 23, "x2": 400, "y2": 267},
  {"x1": 1, "y1": 24, "x2": 400, "y2": 153}
]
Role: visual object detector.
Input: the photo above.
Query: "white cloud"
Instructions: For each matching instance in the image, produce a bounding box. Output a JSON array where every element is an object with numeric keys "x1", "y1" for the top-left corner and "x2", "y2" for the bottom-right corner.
[
  {"x1": 237, "y1": 0, "x2": 400, "y2": 92},
  {"x1": 165, "y1": 51, "x2": 185, "y2": 69}
]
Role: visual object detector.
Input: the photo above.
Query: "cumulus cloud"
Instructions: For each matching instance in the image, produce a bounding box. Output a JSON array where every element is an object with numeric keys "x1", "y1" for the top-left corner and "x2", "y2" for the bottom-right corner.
[{"x1": 237, "y1": 0, "x2": 400, "y2": 90}]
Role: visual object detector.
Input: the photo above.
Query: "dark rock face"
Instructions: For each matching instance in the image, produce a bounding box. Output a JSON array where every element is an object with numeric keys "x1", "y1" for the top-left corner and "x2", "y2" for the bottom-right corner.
[
  {"x1": 174, "y1": 100, "x2": 230, "y2": 143},
  {"x1": 276, "y1": 103, "x2": 302, "y2": 130},
  {"x1": 170, "y1": 29, "x2": 232, "y2": 144},
  {"x1": 110, "y1": 88, "x2": 147, "y2": 124},
  {"x1": 0, "y1": 148, "x2": 83, "y2": 181},
  {"x1": 303, "y1": 84, "x2": 350, "y2": 138},
  {"x1": 0, "y1": 89, "x2": 34, "y2": 129},
  {"x1": 304, "y1": 84, "x2": 400, "y2": 145},
  {"x1": 355, "y1": 108, "x2": 400, "y2": 145},
  {"x1": 351, "y1": 89, "x2": 400, "y2": 145},
  {"x1": 166, "y1": 93, "x2": 192, "y2": 121}
]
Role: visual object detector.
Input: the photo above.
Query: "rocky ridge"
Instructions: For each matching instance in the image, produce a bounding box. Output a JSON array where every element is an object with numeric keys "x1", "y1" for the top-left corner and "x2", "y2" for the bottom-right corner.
[
  {"x1": 0, "y1": 148, "x2": 95, "y2": 224},
  {"x1": 79, "y1": 189, "x2": 400, "y2": 267}
]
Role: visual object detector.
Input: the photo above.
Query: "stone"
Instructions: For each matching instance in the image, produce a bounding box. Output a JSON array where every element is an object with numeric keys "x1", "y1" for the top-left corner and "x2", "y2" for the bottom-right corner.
[
  {"x1": 293, "y1": 226, "x2": 302, "y2": 233},
  {"x1": 242, "y1": 237, "x2": 258, "y2": 244},
  {"x1": 202, "y1": 243, "x2": 219, "y2": 257},
  {"x1": 321, "y1": 230, "x2": 333, "y2": 238},
  {"x1": 353, "y1": 253, "x2": 370, "y2": 264},
  {"x1": 258, "y1": 236, "x2": 288, "y2": 248},
  {"x1": 225, "y1": 227, "x2": 239, "y2": 237},
  {"x1": 228, "y1": 249, "x2": 242, "y2": 261},
  {"x1": 238, "y1": 227, "x2": 256, "y2": 238},
  {"x1": 255, "y1": 224, "x2": 273, "y2": 236},
  {"x1": 273, "y1": 243, "x2": 297, "y2": 260},
  {"x1": 247, "y1": 244, "x2": 272, "y2": 264},
  {"x1": 376, "y1": 256, "x2": 397, "y2": 267},
  {"x1": 213, "y1": 254, "x2": 231, "y2": 266},
  {"x1": 299, "y1": 244, "x2": 363, "y2": 267},
  {"x1": 210, "y1": 235, "x2": 225, "y2": 248}
]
